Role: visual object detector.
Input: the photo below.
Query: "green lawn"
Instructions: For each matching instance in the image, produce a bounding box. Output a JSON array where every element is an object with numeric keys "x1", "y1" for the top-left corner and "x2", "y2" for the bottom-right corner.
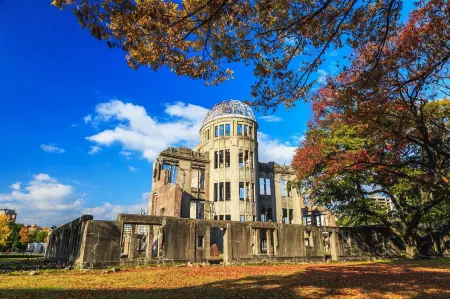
[
  {"x1": 0, "y1": 259, "x2": 449, "y2": 298},
  {"x1": 0, "y1": 256, "x2": 42, "y2": 264}
]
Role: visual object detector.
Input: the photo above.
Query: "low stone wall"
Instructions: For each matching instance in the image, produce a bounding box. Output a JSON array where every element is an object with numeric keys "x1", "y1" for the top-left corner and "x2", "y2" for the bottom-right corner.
[
  {"x1": 45, "y1": 215, "x2": 93, "y2": 264},
  {"x1": 76, "y1": 220, "x2": 121, "y2": 269},
  {"x1": 46, "y1": 214, "x2": 450, "y2": 269}
]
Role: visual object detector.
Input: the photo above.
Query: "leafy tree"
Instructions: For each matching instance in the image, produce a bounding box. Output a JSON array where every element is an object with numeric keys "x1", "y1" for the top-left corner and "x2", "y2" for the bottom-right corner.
[
  {"x1": 294, "y1": 1, "x2": 450, "y2": 258},
  {"x1": 7, "y1": 222, "x2": 24, "y2": 251},
  {"x1": 35, "y1": 230, "x2": 49, "y2": 243},
  {"x1": 52, "y1": 0, "x2": 408, "y2": 110},
  {"x1": 28, "y1": 229, "x2": 38, "y2": 243},
  {"x1": 0, "y1": 215, "x2": 12, "y2": 247},
  {"x1": 19, "y1": 227, "x2": 30, "y2": 245}
]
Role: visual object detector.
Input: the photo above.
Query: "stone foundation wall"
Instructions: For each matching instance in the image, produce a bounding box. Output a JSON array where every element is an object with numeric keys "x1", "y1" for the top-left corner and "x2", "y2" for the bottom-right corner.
[
  {"x1": 46, "y1": 214, "x2": 450, "y2": 269},
  {"x1": 45, "y1": 215, "x2": 93, "y2": 264}
]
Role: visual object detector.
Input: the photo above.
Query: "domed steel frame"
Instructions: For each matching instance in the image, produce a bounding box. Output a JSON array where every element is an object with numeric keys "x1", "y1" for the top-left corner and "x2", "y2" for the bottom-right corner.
[{"x1": 201, "y1": 100, "x2": 256, "y2": 127}]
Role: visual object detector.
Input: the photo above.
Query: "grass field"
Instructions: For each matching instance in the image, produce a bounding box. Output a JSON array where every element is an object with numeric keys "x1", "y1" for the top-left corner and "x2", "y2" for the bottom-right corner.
[
  {"x1": 0, "y1": 259, "x2": 449, "y2": 298},
  {"x1": 0, "y1": 256, "x2": 42, "y2": 265}
]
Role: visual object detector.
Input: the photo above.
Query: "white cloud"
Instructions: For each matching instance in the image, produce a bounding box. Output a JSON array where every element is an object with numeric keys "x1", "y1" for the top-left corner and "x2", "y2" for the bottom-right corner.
[
  {"x1": 258, "y1": 132, "x2": 296, "y2": 165},
  {"x1": 0, "y1": 174, "x2": 148, "y2": 226},
  {"x1": 81, "y1": 201, "x2": 146, "y2": 220},
  {"x1": 88, "y1": 146, "x2": 102, "y2": 155},
  {"x1": 85, "y1": 99, "x2": 298, "y2": 166},
  {"x1": 0, "y1": 194, "x2": 12, "y2": 202},
  {"x1": 120, "y1": 151, "x2": 134, "y2": 159},
  {"x1": 128, "y1": 166, "x2": 137, "y2": 172},
  {"x1": 85, "y1": 100, "x2": 208, "y2": 162},
  {"x1": 291, "y1": 135, "x2": 306, "y2": 145},
  {"x1": 0, "y1": 174, "x2": 81, "y2": 225},
  {"x1": 81, "y1": 192, "x2": 149, "y2": 220},
  {"x1": 83, "y1": 114, "x2": 92, "y2": 124},
  {"x1": 41, "y1": 144, "x2": 65, "y2": 154},
  {"x1": 141, "y1": 192, "x2": 150, "y2": 201},
  {"x1": 317, "y1": 69, "x2": 329, "y2": 85},
  {"x1": 10, "y1": 182, "x2": 21, "y2": 191},
  {"x1": 260, "y1": 115, "x2": 282, "y2": 123}
]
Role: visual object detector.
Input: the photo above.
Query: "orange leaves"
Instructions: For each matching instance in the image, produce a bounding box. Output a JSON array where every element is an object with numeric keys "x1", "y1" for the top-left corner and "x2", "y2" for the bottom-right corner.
[
  {"x1": 1, "y1": 261, "x2": 450, "y2": 298},
  {"x1": 53, "y1": 0, "x2": 409, "y2": 110},
  {"x1": 18, "y1": 226, "x2": 30, "y2": 244}
]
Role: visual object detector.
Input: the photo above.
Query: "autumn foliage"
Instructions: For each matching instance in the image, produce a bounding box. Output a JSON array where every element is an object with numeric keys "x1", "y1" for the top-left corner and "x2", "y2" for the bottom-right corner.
[
  {"x1": 0, "y1": 215, "x2": 12, "y2": 247},
  {"x1": 52, "y1": 0, "x2": 404, "y2": 110},
  {"x1": 1, "y1": 261, "x2": 450, "y2": 298},
  {"x1": 293, "y1": 1, "x2": 450, "y2": 257},
  {"x1": 210, "y1": 244, "x2": 220, "y2": 258},
  {"x1": 18, "y1": 227, "x2": 30, "y2": 245}
]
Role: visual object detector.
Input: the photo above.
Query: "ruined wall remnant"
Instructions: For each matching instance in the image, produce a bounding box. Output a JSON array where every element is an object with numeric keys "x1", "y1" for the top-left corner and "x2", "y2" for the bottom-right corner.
[
  {"x1": 76, "y1": 220, "x2": 122, "y2": 269},
  {"x1": 46, "y1": 214, "x2": 450, "y2": 269},
  {"x1": 45, "y1": 215, "x2": 93, "y2": 264},
  {"x1": 45, "y1": 215, "x2": 121, "y2": 268},
  {"x1": 150, "y1": 147, "x2": 210, "y2": 219}
]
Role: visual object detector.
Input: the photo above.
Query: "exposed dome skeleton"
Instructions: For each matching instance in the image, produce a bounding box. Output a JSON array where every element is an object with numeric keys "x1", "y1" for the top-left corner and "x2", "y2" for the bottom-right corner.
[{"x1": 201, "y1": 100, "x2": 256, "y2": 128}]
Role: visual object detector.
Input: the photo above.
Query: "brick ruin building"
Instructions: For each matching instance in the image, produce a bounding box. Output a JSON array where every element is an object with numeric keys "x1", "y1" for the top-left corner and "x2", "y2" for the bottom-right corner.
[
  {"x1": 45, "y1": 101, "x2": 450, "y2": 268},
  {"x1": 149, "y1": 100, "x2": 334, "y2": 225},
  {"x1": 0, "y1": 207, "x2": 17, "y2": 223}
]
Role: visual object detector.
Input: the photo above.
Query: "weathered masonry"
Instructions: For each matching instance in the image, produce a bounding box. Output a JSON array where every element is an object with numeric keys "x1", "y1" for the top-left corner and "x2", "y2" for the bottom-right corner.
[
  {"x1": 46, "y1": 214, "x2": 450, "y2": 269},
  {"x1": 149, "y1": 100, "x2": 334, "y2": 225}
]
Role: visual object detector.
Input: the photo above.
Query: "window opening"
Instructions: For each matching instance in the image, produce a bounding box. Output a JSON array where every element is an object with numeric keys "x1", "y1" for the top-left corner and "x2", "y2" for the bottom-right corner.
[
  {"x1": 259, "y1": 177, "x2": 265, "y2": 195},
  {"x1": 214, "y1": 183, "x2": 218, "y2": 202},
  {"x1": 219, "y1": 150, "x2": 224, "y2": 168},
  {"x1": 305, "y1": 231, "x2": 313, "y2": 247},
  {"x1": 219, "y1": 182, "x2": 224, "y2": 201},
  {"x1": 219, "y1": 124, "x2": 224, "y2": 136},
  {"x1": 245, "y1": 183, "x2": 250, "y2": 201},
  {"x1": 282, "y1": 208, "x2": 288, "y2": 224},
  {"x1": 239, "y1": 150, "x2": 244, "y2": 168},
  {"x1": 197, "y1": 236, "x2": 204, "y2": 248},
  {"x1": 214, "y1": 151, "x2": 218, "y2": 169},
  {"x1": 225, "y1": 182, "x2": 231, "y2": 201},
  {"x1": 237, "y1": 124, "x2": 242, "y2": 135},
  {"x1": 260, "y1": 229, "x2": 267, "y2": 254},
  {"x1": 244, "y1": 150, "x2": 249, "y2": 167},
  {"x1": 239, "y1": 183, "x2": 245, "y2": 201},
  {"x1": 163, "y1": 164, "x2": 177, "y2": 184},
  {"x1": 199, "y1": 169, "x2": 205, "y2": 189},
  {"x1": 281, "y1": 180, "x2": 287, "y2": 197},
  {"x1": 265, "y1": 178, "x2": 271, "y2": 195}
]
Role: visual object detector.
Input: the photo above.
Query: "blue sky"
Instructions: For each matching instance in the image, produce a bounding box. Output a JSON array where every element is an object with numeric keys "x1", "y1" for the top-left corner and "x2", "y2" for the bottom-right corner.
[
  {"x1": 0, "y1": 1, "x2": 414, "y2": 226},
  {"x1": 0, "y1": 0, "x2": 315, "y2": 226}
]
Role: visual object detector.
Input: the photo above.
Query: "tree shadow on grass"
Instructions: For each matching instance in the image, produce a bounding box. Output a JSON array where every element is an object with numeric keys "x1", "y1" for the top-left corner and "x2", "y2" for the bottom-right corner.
[{"x1": 1, "y1": 262, "x2": 450, "y2": 298}]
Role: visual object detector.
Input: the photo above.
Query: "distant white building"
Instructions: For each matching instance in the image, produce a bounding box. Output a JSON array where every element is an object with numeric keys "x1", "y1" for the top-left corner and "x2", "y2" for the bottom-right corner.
[{"x1": 27, "y1": 242, "x2": 46, "y2": 254}]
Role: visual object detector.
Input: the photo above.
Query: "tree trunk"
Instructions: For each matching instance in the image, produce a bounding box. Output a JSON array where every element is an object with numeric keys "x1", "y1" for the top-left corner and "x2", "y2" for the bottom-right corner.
[{"x1": 405, "y1": 235, "x2": 418, "y2": 259}]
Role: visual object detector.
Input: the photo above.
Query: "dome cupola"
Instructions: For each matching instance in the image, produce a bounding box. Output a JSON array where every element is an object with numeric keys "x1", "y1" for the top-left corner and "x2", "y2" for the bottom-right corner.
[{"x1": 201, "y1": 100, "x2": 256, "y2": 127}]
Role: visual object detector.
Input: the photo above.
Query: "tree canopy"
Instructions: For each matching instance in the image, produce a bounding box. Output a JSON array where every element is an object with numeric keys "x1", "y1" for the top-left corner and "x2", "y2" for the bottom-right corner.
[
  {"x1": 293, "y1": 0, "x2": 450, "y2": 257},
  {"x1": 52, "y1": 0, "x2": 406, "y2": 110},
  {"x1": 0, "y1": 215, "x2": 12, "y2": 247}
]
